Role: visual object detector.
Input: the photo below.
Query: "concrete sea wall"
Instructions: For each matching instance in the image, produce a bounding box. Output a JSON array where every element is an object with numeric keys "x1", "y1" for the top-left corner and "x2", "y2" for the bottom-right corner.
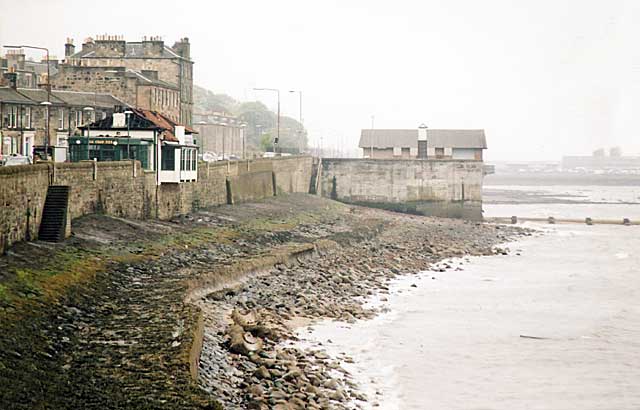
[
  {"x1": 0, "y1": 156, "x2": 313, "y2": 252},
  {"x1": 319, "y1": 158, "x2": 484, "y2": 220},
  {"x1": 0, "y1": 155, "x2": 485, "y2": 251}
]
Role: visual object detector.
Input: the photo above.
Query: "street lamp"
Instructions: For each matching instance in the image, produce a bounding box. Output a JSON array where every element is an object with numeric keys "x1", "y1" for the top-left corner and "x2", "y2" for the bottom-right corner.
[
  {"x1": 253, "y1": 87, "x2": 280, "y2": 153},
  {"x1": 83, "y1": 107, "x2": 94, "y2": 160},
  {"x1": 40, "y1": 101, "x2": 52, "y2": 160},
  {"x1": 240, "y1": 123, "x2": 247, "y2": 159},
  {"x1": 124, "y1": 110, "x2": 133, "y2": 160},
  {"x1": 5, "y1": 44, "x2": 51, "y2": 159}
]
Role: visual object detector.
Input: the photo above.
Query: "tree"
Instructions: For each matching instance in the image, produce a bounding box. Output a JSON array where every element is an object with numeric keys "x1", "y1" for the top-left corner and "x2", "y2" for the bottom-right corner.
[
  {"x1": 260, "y1": 133, "x2": 273, "y2": 152},
  {"x1": 194, "y1": 85, "x2": 308, "y2": 153}
]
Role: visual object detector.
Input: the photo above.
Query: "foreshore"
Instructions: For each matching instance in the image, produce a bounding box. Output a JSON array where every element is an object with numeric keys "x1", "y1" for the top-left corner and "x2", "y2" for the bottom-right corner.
[{"x1": 0, "y1": 194, "x2": 527, "y2": 409}]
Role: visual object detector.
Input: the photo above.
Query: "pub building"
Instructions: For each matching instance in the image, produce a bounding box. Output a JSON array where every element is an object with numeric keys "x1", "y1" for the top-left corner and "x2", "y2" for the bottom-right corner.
[{"x1": 74, "y1": 109, "x2": 198, "y2": 184}]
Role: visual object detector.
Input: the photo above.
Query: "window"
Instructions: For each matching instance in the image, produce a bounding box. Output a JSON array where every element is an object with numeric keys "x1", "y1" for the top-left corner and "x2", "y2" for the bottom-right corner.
[
  {"x1": 75, "y1": 110, "x2": 83, "y2": 127},
  {"x1": 161, "y1": 146, "x2": 176, "y2": 170},
  {"x1": 8, "y1": 106, "x2": 17, "y2": 129},
  {"x1": 25, "y1": 107, "x2": 32, "y2": 129},
  {"x1": 180, "y1": 148, "x2": 187, "y2": 171},
  {"x1": 58, "y1": 109, "x2": 65, "y2": 130},
  {"x1": 191, "y1": 149, "x2": 197, "y2": 170}
]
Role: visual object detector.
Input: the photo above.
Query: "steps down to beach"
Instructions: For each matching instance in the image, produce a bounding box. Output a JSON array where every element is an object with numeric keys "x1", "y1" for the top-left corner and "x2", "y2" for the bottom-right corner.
[{"x1": 38, "y1": 185, "x2": 70, "y2": 242}]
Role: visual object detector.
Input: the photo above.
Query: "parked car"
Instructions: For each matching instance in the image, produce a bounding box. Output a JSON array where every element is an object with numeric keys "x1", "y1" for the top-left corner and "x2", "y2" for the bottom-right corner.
[
  {"x1": 262, "y1": 152, "x2": 277, "y2": 158},
  {"x1": 1, "y1": 154, "x2": 32, "y2": 166},
  {"x1": 201, "y1": 152, "x2": 219, "y2": 162}
]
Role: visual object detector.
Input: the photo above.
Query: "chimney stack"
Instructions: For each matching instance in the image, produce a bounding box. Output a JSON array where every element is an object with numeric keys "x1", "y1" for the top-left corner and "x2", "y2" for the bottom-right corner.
[
  {"x1": 65, "y1": 38, "x2": 75, "y2": 57},
  {"x1": 417, "y1": 123, "x2": 428, "y2": 159},
  {"x1": 172, "y1": 37, "x2": 190, "y2": 59},
  {"x1": 3, "y1": 71, "x2": 18, "y2": 89}
]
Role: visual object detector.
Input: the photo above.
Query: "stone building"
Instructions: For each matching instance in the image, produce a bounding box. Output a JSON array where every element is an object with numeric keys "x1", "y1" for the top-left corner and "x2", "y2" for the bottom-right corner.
[
  {"x1": 0, "y1": 74, "x2": 127, "y2": 161},
  {"x1": 193, "y1": 112, "x2": 246, "y2": 159},
  {"x1": 52, "y1": 35, "x2": 193, "y2": 126},
  {"x1": 359, "y1": 128, "x2": 487, "y2": 160},
  {"x1": 1, "y1": 49, "x2": 58, "y2": 89}
]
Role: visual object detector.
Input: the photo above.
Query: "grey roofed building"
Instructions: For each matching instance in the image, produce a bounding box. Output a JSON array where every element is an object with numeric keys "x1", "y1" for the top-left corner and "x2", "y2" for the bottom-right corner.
[
  {"x1": 0, "y1": 86, "x2": 36, "y2": 104},
  {"x1": 69, "y1": 41, "x2": 188, "y2": 61},
  {"x1": 359, "y1": 129, "x2": 487, "y2": 149},
  {"x1": 12, "y1": 88, "x2": 127, "y2": 108}
]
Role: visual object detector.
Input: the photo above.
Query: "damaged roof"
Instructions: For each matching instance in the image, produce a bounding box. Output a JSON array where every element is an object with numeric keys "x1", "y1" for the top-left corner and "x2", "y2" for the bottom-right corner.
[{"x1": 79, "y1": 108, "x2": 196, "y2": 142}]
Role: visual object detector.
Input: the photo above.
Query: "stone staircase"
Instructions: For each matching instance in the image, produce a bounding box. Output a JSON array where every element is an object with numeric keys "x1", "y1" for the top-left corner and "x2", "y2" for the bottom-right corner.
[
  {"x1": 309, "y1": 158, "x2": 322, "y2": 195},
  {"x1": 38, "y1": 185, "x2": 70, "y2": 242}
]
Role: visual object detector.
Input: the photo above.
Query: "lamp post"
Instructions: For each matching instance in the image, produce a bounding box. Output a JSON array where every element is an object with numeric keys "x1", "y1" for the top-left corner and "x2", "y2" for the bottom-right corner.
[
  {"x1": 40, "y1": 101, "x2": 52, "y2": 160},
  {"x1": 4, "y1": 44, "x2": 51, "y2": 159},
  {"x1": 240, "y1": 124, "x2": 247, "y2": 159},
  {"x1": 83, "y1": 106, "x2": 94, "y2": 160},
  {"x1": 289, "y1": 90, "x2": 303, "y2": 153},
  {"x1": 197, "y1": 120, "x2": 207, "y2": 156},
  {"x1": 124, "y1": 110, "x2": 133, "y2": 160},
  {"x1": 253, "y1": 88, "x2": 280, "y2": 153}
]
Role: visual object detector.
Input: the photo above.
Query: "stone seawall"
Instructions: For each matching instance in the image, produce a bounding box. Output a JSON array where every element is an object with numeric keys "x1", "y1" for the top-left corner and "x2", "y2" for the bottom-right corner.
[
  {"x1": 319, "y1": 158, "x2": 484, "y2": 220},
  {"x1": 0, "y1": 156, "x2": 313, "y2": 252},
  {"x1": 0, "y1": 164, "x2": 50, "y2": 251}
]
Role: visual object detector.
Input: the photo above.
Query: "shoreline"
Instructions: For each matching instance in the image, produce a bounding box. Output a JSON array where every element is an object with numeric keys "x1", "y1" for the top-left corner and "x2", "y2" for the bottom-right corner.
[
  {"x1": 297, "y1": 222, "x2": 640, "y2": 409},
  {"x1": 289, "y1": 234, "x2": 541, "y2": 409},
  {"x1": 0, "y1": 194, "x2": 528, "y2": 409},
  {"x1": 192, "y1": 202, "x2": 530, "y2": 409}
]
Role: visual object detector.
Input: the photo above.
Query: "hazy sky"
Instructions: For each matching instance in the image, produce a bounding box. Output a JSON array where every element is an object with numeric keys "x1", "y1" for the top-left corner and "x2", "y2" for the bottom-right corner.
[{"x1": 2, "y1": 0, "x2": 639, "y2": 160}]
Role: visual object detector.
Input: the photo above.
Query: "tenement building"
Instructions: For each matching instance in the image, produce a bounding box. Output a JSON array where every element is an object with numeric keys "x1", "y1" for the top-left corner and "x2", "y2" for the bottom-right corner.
[
  {"x1": 0, "y1": 72, "x2": 126, "y2": 161},
  {"x1": 51, "y1": 35, "x2": 193, "y2": 126},
  {"x1": 193, "y1": 111, "x2": 246, "y2": 159}
]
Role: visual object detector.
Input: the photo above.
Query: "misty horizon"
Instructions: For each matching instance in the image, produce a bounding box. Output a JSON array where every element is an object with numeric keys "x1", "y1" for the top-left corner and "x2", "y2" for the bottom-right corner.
[{"x1": 2, "y1": 0, "x2": 639, "y2": 161}]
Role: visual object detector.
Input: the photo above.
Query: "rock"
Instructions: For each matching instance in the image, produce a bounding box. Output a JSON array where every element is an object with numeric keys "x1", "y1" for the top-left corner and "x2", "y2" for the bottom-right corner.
[
  {"x1": 229, "y1": 324, "x2": 263, "y2": 356},
  {"x1": 255, "y1": 366, "x2": 271, "y2": 379},
  {"x1": 248, "y1": 384, "x2": 265, "y2": 398}
]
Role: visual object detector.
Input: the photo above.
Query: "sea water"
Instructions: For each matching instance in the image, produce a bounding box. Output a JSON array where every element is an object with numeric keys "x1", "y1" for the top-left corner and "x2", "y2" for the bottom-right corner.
[{"x1": 297, "y1": 188, "x2": 640, "y2": 409}]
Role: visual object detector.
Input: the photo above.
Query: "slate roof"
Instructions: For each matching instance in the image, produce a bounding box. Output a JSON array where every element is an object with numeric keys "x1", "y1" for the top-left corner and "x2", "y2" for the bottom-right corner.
[
  {"x1": 52, "y1": 90, "x2": 127, "y2": 108},
  {"x1": 0, "y1": 87, "x2": 36, "y2": 104},
  {"x1": 125, "y1": 69, "x2": 178, "y2": 90},
  {"x1": 1, "y1": 86, "x2": 128, "y2": 112},
  {"x1": 70, "y1": 43, "x2": 187, "y2": 61},
  {"x1": 12, "y1": 88, "x2": 66, "y2": 105},
  {"x1": 359, "y1": 129, "x2": 487, "y2": 149}
]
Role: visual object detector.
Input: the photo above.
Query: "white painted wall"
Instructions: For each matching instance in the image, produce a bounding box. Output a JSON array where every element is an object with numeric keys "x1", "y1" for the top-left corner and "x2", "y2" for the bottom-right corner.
[{"x1": 452, "y1": 148, "x2": 477, "y2": 160}]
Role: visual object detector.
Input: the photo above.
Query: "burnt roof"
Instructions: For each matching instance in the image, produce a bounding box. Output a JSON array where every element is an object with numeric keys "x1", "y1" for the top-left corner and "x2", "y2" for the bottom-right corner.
[
  {"x1": 79, "y1": 108, "x2": 195, "y2": 142},
  {"x1": 80, "y1": 110, "x2": 159, "y2": 132}
]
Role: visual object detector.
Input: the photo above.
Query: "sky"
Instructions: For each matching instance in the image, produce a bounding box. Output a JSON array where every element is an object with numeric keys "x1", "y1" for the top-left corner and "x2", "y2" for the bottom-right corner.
[{"x1": 2, "y1": 0, "x2": 640, "y2": 160}]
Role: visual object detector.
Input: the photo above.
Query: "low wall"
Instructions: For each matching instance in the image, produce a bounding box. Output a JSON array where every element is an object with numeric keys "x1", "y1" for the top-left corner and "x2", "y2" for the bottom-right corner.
[
  {"x1": 319, "y1": 158, "x2": 484, "y2": 220},
  {"x1": 0, "y1": 164, "x2": 50, "y2": 251},
  {"x1": 0, "y1": 156, "x2": 313, "y2": 252}
]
